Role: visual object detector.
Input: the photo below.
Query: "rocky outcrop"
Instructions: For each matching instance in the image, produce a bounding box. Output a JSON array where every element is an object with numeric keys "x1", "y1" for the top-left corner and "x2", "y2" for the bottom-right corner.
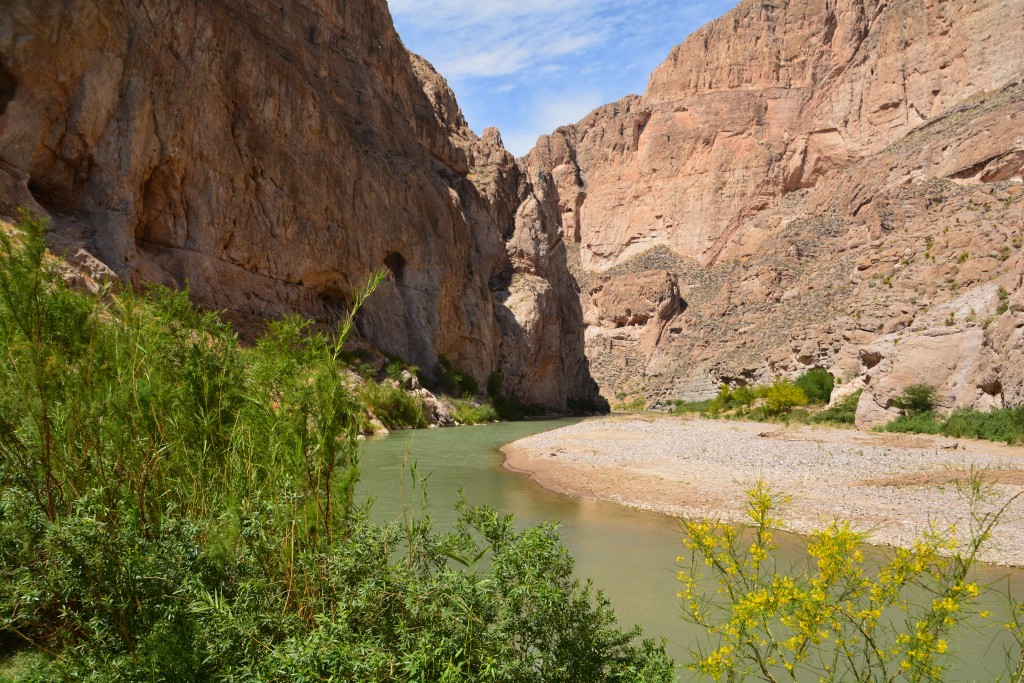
[
  {"x1": 528, "y1": 0, "x2": 1024, "y2": 270},
  {"x1": 582, "y1": 270, "x2": 684, "y2": 398},
  {"x1": 519, "y1": 0, "x2": 1024, "y2": 413},
  {"x1": 836, "y1": 281, "x2": 1017, "y2": 429},
  {"x1": 0, "y1": 0, "x2": 600, "y2": 409}
]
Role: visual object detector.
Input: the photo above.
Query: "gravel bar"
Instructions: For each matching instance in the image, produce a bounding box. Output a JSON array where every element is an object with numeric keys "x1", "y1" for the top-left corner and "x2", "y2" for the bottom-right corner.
[{"x1": 501, "y1": 415, "x2": 1024, "y2": 566}]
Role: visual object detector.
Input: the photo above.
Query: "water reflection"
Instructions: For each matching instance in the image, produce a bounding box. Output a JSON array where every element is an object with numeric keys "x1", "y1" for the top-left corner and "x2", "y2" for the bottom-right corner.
[{"x1": 357, "y1": 419, "x2": 1024, "y2": 679}]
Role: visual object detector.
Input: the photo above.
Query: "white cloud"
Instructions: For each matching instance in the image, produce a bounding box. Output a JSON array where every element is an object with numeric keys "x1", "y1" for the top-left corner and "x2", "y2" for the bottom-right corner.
[
  {"x1": 500, "y1": 88, "x2": 606, "y2": 156},
  {"x1": 438, "y1": 30, "x2": 603, "y2": 79},
  {"x1": 391, "y1": 0, "x2": 658, "y2": 80},
  {"x1": 389, "y1": 0, "x2": 740, "y2": 155}
]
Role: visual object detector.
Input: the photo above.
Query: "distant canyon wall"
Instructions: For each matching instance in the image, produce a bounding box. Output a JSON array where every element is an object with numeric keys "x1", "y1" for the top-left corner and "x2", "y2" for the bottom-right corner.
[
  {"x1": 517, "y1": 0, "x2": 1024, "y2": 421},
  {"x1": 526, "y1": 0, "x2": 1023, "y2": 271},
  {"x1": 0, "y1": 0, "x2": 602, "y2": 409},
  {"x1": 3, "y1": 0, "x2": 1021, "y2": 421}
]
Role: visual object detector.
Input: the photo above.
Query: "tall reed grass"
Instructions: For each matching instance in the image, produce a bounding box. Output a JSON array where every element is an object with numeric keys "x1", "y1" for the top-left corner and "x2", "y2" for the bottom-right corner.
[{"x1": 0, "y1": 211, "x2": 671, "y2": 681}]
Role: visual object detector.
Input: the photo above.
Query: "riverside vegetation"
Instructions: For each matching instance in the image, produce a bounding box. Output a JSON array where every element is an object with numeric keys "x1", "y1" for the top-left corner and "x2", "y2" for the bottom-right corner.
[
  {"x1": 670, "y1": 370, "x2": 1023, "y2": 446},
  {"x1": 3, "y1": 211, "x2": 1024, "y2": 682},
  {"x1": 0, "y1": 212, "x2": 671, "y2": 681},
  {"x1": 669, "y1": 369, "x2": 852, "y2": 426},
  {"x1": 678, "y1": 479, "x2": 1024, "y2": 682},
  {"x1": 358, "y1": 350, "x2": 544, "y2": 428},
  {"x1": 882, "y1": 384, "x2": 1024, "y2": 446}
]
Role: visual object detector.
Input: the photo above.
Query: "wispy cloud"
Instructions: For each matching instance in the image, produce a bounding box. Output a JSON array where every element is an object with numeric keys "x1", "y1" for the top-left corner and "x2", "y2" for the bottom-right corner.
[
  {"x1": 392, "y1": 1, "x2": 609, "y2": 79},
  {"x1": 500, "y1": 88, "x2": 607, "y2": 157},
  {"x1": 389, "y1": 0, "x2": 740, "y2": 154}
]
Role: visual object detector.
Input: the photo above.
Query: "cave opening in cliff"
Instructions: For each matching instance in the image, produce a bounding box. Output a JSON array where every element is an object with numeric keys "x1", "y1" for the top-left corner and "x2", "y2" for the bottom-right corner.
[
  {"x1": 0, "y1": 64, "x2": 17, "y2": 118},
  {"x1": 383, "y1": 252, "x2": 407, "y2": 284},
  {"x1": 26, "y1": 177, "x2": 67, "y2": 214}
]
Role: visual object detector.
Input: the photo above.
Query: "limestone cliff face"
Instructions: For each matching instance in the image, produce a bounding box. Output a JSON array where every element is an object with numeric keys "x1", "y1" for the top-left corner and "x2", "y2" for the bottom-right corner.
[
  {"x1": 530, "y1": 0, "x2": 1023, "y2": 271},
  {"x1": 520, "y1": 0, "x2": 1024, "y2": 415},
  {"x1": 0, "y1": 0, "x2": 600, "y2": 408}
]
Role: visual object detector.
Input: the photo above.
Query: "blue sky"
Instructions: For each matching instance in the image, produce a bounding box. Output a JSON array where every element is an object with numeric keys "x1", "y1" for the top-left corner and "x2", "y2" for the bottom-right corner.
[{"x1": 389, "y1": 0, "x2": 740, "y2": 156}]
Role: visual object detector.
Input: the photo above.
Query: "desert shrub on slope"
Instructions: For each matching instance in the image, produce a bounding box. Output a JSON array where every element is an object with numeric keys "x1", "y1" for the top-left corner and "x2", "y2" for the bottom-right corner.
[{"x1": 794, "y1": 368, "x2": 835, "y2": 404}]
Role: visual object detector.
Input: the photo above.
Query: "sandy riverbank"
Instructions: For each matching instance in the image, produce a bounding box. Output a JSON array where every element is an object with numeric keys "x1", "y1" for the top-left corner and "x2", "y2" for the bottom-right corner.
[{"x1": 502, "y1": 415, "x2": 1024, "y2": 565}]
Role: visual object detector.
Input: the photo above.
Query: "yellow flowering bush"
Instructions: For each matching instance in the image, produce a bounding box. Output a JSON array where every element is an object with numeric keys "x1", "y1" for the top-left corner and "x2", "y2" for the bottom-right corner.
[{"x1": 678, "y1": 479, "x2": 1020, "y2": 682}]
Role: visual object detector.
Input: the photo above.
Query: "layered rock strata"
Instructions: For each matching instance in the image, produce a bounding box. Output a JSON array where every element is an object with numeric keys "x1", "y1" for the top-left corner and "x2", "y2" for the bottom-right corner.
[
  {"x1": 519, "y1": 0, "x2": 1024, "y2": 419},
  {"x1": 0, "y1": 0, "x2": 601, "y2": 409}
]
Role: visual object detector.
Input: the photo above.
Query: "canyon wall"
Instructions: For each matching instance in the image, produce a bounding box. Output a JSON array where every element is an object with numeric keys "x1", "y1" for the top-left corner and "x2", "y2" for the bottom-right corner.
[
  {"x1": 520, "y1": 0, "x2": 1024, "y2": 421},
  {"x1": 0, "y1": 0, "x2": 601, "y2": 409},
  {"x1": 3, "y1": 0, "x2": 1021, "y2": 421}
]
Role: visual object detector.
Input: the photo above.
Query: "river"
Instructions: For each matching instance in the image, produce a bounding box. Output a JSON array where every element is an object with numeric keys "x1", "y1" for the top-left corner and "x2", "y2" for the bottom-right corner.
[{"x1": 357, "y1": 418, "x2": 1024, "y2": 680}]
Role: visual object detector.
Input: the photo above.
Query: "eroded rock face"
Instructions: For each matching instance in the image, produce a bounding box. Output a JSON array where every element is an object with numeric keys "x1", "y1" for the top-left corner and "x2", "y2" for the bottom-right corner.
[
  {"x1": 0, "y1": 0, "x2": 600, "y2": 409},
  {"x1": 530, "y1": 0, "x2": 1024, "y2": 271},
  {"x1": 519, "y1": 0, "x2": 1024, "y2": 412},
  {"x1": 586, "y1": 270, "x2": 682, "y2": 330},
  {"x1": 581, "y1": 270, "x2": 684, "y2": 397},
  {"x1": 845, "y1": 283, "x2": 1011, "y2": 429}
]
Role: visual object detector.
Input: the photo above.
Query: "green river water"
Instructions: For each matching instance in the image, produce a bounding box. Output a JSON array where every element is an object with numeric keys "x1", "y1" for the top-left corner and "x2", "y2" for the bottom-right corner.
[{"x1": 357, "y1": 418, "x2": 1024, "y2": 681}]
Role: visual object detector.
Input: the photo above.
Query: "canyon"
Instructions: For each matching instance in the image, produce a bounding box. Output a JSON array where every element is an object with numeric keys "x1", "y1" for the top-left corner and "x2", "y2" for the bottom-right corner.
[
  {"x1": 0, "y1": 0, "x2": 600, "y2": 410},
  {"x1": 1, "y1": 0, "x2": 1022, "y2": 424},
  {"x1": 524, "y1": 0, "x2": 1024, "y2": 424}
]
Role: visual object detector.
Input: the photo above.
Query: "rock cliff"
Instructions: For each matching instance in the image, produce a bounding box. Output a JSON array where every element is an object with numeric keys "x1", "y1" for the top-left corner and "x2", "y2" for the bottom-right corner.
[
  {"x1": 520, "y1": 0, "x2": 1024, "y2": 419},
  {"x1": 3, "y1": 0, "x2": 1020, "y2": 421},
  {"x1": 0, "y1": 0, "x2": 601, "y2": 409}
]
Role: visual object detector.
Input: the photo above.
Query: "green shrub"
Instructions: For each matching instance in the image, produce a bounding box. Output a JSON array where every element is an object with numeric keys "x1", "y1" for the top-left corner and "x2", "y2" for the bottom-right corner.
[
  {"x1": 794, "y1": 368, "x2": 835, "y2": 404},
  {"x1": 0, "y1": 210, "x2": 671, "y2": 681},
  {"x1": 338, "y1": 346, "x2": 373, "y2": 367},
  {"x1": 451, "y1": 400, "x2": 499, "y2": 424},
  {"x1": 427, "y1": 354, "x2": 479, "y2": 398},
  {"x1": 361, "y1": 380, "x2": 427, "y2": 429},
  {"x1": 810, "y1": 390, "x2": 862, "y2": 425},
  {"x1": 384, "y1": 357, "x2": 416, "y2": 381},
  {"x1": 881, "y1": 402, "x2": 1024, "y2": 445},
  {"x1": 785, "y1": 408, "x2": 812, "y2": 424},
  {"x1": 705, "y1": 383, "x2": 757, "y2": 415},
  {"x1": 730, "y1": 385, "x2": 757, "y2": 410},
  {"x1": 895, "y1": 384, "x2": 937, "y2": 415},
  {"x1": 997, "y1": 287, "x2": 1010, "y2": 315},
  {"x1": 882, "y1": 410, "x2": 943, "y2": 435},
  {"x1": 941, "y1": 406, "x2": 1024, "y2": 445},
  {"x1": 671, "y1": 399, "x2": 714, "y2": 415},
  {"x1": 352, "y1": 360, "x2": 375, "y2": 378},
  {"x1": 759, "y1": 378, "x2": 809, "y2": 417}
]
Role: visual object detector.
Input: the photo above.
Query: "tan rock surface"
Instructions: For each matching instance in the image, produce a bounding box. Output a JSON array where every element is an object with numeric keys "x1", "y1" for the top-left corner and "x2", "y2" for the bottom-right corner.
[
  {"x1": 519, "y1": 0, "x2": 1024, "y2": 411},
  {"x1": 531, "y1": 0, "x2": 1024, "y2": 271},
  {"x1": 0, "y1": 0, "x2": 600, "y2": 409}
]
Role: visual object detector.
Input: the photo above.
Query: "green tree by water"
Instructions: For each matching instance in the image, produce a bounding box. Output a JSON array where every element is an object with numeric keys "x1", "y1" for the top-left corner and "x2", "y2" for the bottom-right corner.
[{"x1": 0, "y1": 211, "x2": 671, "y2": 681}]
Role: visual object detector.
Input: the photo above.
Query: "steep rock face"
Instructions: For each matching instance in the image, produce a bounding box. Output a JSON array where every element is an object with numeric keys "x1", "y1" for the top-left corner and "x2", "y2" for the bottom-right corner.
[
  {"x1": 520, "y1": 0, "x2": 1024, "y2": 411},
  {"x1": 582, "y1": 270, "x2": 685, "y2": 398},
  {"x1": 0, "y1": 0, "x2": 600, "y2": 408},
  {"x1": 532, "y1": 0, "x2": 1023, "y2": 271}
]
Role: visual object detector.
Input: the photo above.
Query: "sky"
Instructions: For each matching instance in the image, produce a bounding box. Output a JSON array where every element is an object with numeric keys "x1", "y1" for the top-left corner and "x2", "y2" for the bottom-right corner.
[{"x1": 388, "y1": 0, "x2": 740, "y2": 156}]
